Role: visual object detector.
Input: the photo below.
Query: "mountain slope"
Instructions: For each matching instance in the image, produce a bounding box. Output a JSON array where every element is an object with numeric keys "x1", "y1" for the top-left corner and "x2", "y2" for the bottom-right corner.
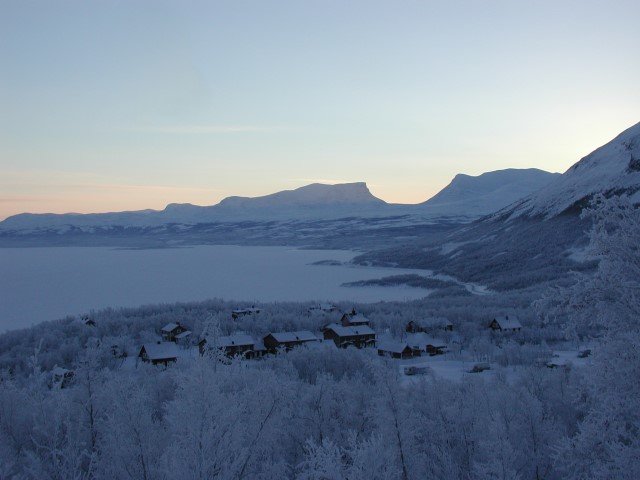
[
  {"x1": 495, "y1": 121, "x2": 640, "y2": 220},
  {"x1": 416, "y1": 168, "x2": 560, "y2": 218},
  {"x1": 357, "y1": 121, "x2": 640, "y2": 290}
]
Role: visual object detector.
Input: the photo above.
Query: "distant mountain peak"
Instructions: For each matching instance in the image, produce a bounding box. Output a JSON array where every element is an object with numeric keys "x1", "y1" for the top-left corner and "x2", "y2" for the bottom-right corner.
[{"x1": 415, "y1": 168, "x2": 560, "y2": 218}]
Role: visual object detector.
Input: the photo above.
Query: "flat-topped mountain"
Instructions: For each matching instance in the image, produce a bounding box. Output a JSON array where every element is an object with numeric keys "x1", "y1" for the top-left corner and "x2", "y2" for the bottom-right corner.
[{"x1": 217, "y1": 182, "x2": 385, "y2": 208}]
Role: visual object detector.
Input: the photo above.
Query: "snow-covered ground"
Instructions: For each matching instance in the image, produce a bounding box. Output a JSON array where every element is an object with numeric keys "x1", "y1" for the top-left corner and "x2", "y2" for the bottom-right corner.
[
  {"x1": 0, "y1": 245, "x2": 459, "y2": 331},
  {"x1": 396, "y1": 348, "x2": 592, "y2": 384}
]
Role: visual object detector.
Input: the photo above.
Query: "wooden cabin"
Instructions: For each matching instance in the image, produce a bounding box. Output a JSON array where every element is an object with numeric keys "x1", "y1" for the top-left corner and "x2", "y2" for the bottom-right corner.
[
  {"x1": 322, "y1": 323, "x2": 376, "y2": 349},
  {"x1": 174, "y1": 330, "x2": 193, "y2": 346},
  {"x1": 489, "y1": 315, "x2": 522, "y2": 332},
  {"x1": 199, "y1": 334, "x2": 256, "y2": 358},
  {"x1": 252, "y1": 339, "x2": 268, "y2": 358},
  {"x1": 405, "y1": 333, "x2": 447, "y2": 356},
  {"x1": 139, "y1": 342, "x2": 181, "y2": 366},
  {"x1": 160, "y1": 322, "x2": 189, "y2": 342},
  {"x1": 341, "y1": 313, "x2": 371, "y2": 327},
  {"x1": 263, "y1": 331, "x2": 319, "y2": 353},
  {"x1": 406, "y1": 319, "x2": 453, "y2": 333},
  {"x1": 377, "y1": 340, "x2": 414, "y2": 359},
  {"x1": 231, "y1": 307, "x2": 261, "y2": 320}
]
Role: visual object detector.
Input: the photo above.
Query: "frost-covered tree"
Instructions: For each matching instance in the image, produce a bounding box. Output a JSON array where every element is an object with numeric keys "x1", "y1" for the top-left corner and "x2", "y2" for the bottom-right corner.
[{"x1": 539, "y1": 196, "x2": 640, "y2": 479}]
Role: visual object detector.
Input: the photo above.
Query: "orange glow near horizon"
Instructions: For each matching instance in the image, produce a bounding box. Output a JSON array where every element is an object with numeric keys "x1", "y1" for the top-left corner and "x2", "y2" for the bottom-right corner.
[{"x1": 0, "y1": 182, "x2": 443, "y2": 220}]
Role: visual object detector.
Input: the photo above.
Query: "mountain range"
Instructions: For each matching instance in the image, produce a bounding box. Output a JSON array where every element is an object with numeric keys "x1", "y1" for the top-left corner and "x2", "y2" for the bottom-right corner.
[{"x1": 0, "y1": 168, "x2": 559, "y2": 230}]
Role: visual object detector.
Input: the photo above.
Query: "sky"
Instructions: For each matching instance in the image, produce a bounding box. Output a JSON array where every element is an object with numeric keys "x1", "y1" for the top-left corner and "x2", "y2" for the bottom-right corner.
[{"x1": 1, "y1": 0, "x2": 639, "y2": 220}]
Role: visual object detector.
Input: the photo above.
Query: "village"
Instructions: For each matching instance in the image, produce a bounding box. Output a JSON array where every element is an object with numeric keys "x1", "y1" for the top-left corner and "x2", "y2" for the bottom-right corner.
[
  {"x1": 45, "y1": 305, "x2": 591, "y2": 390},
  {"x1": 137, "y1": 306, "x2": 528, "y2": 370}
]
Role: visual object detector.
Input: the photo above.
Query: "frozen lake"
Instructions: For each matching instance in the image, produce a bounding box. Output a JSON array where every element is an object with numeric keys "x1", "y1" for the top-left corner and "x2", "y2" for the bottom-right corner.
[{"x1": 0, "y1": 245, "x2": 432, "y2": 331}]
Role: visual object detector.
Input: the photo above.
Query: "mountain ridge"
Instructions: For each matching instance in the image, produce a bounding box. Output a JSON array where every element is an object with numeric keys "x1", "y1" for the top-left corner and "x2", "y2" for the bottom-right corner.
[
  {"x1": 415, "y1": 168, "x2": 560, "y2": 218},
  {"x1": 0, "y1": 168, "x2": 558, "y2": 230},
  {"x1": 490, "y1": 121, "x2": 640, "y2": 221}
]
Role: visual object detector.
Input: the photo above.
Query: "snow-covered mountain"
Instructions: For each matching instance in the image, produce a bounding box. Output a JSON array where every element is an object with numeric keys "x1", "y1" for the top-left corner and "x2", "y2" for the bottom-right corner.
[
  {"x1": 162, "y1": 182, "x2": 389, "y2": 222},
  {"x1": 415, "y1": 168, "x2": 560, "y2": 218},
  {"x1": 494, "y1": 121, "x2": 640, "y2": 220},
  {"x1": 0, "y1": 182, "x2": 389, "y2": 230},
  {"x1": 356, "y1": 121, "x2": 640, "y2": 290},
  {"x1": 218, "y1": 182, "x2": 385, "y2": 208},
  {"x1": 0, "y1": 169, "x2": 558, "y2": 232}
]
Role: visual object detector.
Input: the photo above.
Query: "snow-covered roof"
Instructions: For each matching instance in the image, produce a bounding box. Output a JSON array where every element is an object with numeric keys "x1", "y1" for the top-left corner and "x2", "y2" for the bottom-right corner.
[
  {"x1": 346, "y1": 313, "x2": 370, "y2": 325},
  {"x1": 217, "y1": 334, "x2": 255, "y2": 348},
  {"x1": 405, "y1": 333, "x2": 446, "y2": 348},
  {"x1": 140, "y1": 342, "x2": 181, "y2": 360},
  {"x1": 52, "y1": 366, "x2": 71, "y2": 377},
  {"x1": 253, "y1": 339, "x2": 267, "y2": 351},
  {"x1": 267, "y1": 330, "x2": 319, "y2": 343},
  {"x1": 161, "y1": 322, "x2": 181, "y2": 332},
  {"x1": 493, "y1": 316, "x2": 522, "y2": 329},
  {"x1": 324, "y1": 323, "x2": 375, "y2": 337},
  {"x1": 547, "y1": 358, "x2": 569, "y2": 367},
  {"x1": 377, "y1": 340, "x2": 410, "y2": 354},
  {"x1": 175, "y1": 330, "x2": 192, "y2": 339}
]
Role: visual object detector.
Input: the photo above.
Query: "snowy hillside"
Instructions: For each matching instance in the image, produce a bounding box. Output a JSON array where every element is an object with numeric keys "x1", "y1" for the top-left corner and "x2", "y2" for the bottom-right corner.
[
  {"x1": 416, "y1": 168, "x2": 560, "y2": 218},
  {"x1": 496, "y1": 122, "x2": 640, "y2": 220},
  {"x1": 357, "y1": 121, "x2": 640, "y2": 290}
]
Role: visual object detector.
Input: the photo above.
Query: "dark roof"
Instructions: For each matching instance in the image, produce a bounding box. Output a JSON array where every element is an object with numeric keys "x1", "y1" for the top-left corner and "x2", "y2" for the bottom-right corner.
[
  {"x1": 267, "y1": 331, "x2": 319, "y2": 343},
  {"x1": 217, "y1": 334, "x2": 255, "y2": 348}
]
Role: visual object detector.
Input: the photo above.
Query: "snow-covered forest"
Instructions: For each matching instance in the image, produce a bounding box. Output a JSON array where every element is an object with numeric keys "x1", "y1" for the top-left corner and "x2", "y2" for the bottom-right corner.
[{"x1": 0, "y1": 196, "x2": 638, "y2": 479}]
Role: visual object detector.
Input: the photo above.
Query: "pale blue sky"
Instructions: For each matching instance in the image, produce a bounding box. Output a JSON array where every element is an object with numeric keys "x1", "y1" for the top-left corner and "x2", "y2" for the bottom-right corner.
[{"x1": 1, "y1": 0, "x2": 639, "y2": 218}]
